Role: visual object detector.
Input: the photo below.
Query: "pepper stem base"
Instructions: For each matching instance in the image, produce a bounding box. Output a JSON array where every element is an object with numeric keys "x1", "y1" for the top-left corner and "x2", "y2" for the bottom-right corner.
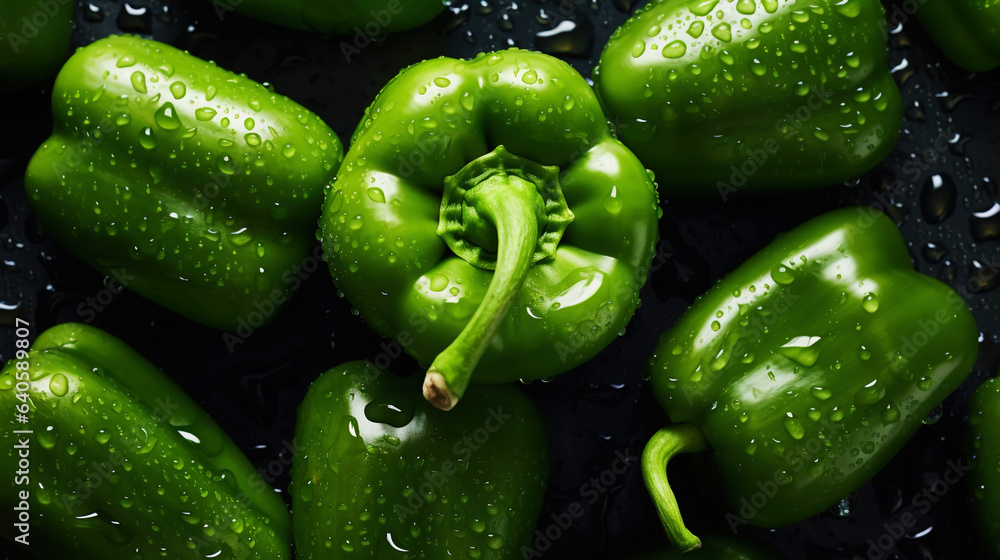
[{"x1": 422, "y1": 370, "x2": 458, "y2": 411}]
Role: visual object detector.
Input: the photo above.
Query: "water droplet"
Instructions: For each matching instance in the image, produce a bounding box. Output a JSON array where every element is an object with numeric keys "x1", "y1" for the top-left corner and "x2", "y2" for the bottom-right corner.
[
  {"x1": 970, "y1": 202, "x2": 1000, "y2": 242},
  {"x1": 770, "y1": 264, "x2": 795, "y2": 284},
  {"x1": 833, "y1": 0, "x2": 861, "y2": 18},
  {"x1": 810, "y1": 386, "x2": 832, "y2": 400},
  {"x1": 217, "y1": 155, "x2": 236, "y2": 175},
  {"x1": 130, "y1": 71, "x2": 147, "y2": 93},
  {"x1": 662, "y1": 40, "x2": 688, "y2": 58},
  {"x1": 364, "y1": 394, "x2": 416, "y2": 427},
  {"x1": 49, "y1": 374, "x2": 69, "y2": 396},
  {"x1": 687, "y1": 21, "x2": 705, "y2": 38},
  {"x1": 195, "y1": 107, "x2": 217, "y2": 121},
  {"x1": 139, "y1": 127, "x2": 157, "y2": 150},
  {"x1": 922, "y1": 404, "x2": 943, "y2": 425},
  {"x1": 711, "y1": 23, "x2": 732, "y2": 42},
  {"x1": 862, "y1": 293, "x2": 878, "y2": 313},
  {"x1": 116, "y1": 54, "x2": 137, "y2": 68},
  {"x1": 783, "y1": 415, "x2": 806, "y2": 439},
  {"x1": 855, "y1": 379, "x2": 885, "y2": 406},
  {"x1": 169, "y1": 81, "x2": 186, "y2": 99},
  {"x1": 777, "y1": 336, "x2": 822, "y2": 367},
  {"x1": 367, "y1": 188, "x2": 386, "y2": 203},
  {"x1": 428, "y1": 273, "x2": 449, "y2": 292},
  {"x1": 921, "y1": 174, "x2": 956, "y2": 224},
  {"x1": 154, "y1": 102, "x2": 182, "y2": 130}
]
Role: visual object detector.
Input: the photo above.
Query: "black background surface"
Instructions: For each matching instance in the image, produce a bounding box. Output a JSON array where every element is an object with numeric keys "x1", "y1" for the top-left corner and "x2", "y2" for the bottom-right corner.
[{"x1": 1, "y1": 0, "x2": 999, "y2": 558}]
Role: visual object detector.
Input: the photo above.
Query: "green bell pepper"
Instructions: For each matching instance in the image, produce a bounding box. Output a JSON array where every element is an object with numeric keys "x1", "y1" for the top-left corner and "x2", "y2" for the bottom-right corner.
[
  {"x1": 0, "y1": 0, "x2": 74, "y2": 90},
  {"x1": 215, "y1": 0, "x2": 446, "y2": 35},
  {"x1": 593, "y1": 0, "x2": 903, "y2": 193},
  {"x1": 916, "y1": 0, "x2": 1000, "y2": 71},
  {"x1": 643, "y1": 207, "x2": 978, "y2": 550},
  {"x1": 291, "y1": 361, "x2": 548, "y2": 559},
  {"x1": 969, "y1": 374, "x2": 1000, "y2": 558},
  {"x1": 26, "y1": 35, "x2": 343, "y2": 330},
  {"x1": 630, "y1": 535, "x2": 786, "y2": 559},
  {"x1": 320, "y1": 49, "x2": 661, "y2": 410},
  {"x1": 0, "y1": 322, "x2": 291, "y2": 558}
]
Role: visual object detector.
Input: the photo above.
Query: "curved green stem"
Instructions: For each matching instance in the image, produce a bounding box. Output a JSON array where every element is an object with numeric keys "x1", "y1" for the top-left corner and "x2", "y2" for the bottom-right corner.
[
  {"x1": 423, "y1": 174, "x2": 540, "y2": 411},
  {"x1": 642, "y1": 425, "x2": 709, "y2": 552}
]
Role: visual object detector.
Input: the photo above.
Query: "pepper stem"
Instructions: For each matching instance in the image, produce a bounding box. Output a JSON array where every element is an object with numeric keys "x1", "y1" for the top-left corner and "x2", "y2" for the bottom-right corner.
[
  {"x1": 423, "y1": 174, "x2": 540, "y2": 411},
  {"x1": 641, "y1": 425, "x2": 709, "y2": 552}
]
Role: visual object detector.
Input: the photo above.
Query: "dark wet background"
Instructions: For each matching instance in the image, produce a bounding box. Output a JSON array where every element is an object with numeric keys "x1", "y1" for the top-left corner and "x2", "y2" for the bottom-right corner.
[{"x1": 1, "y1": 0, "x2": 999, "y2": 558}]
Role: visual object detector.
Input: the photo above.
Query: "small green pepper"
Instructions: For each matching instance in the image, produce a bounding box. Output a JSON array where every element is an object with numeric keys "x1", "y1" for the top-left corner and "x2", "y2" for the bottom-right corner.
[
  {"x1": 593, "y1": 0, "x2": 903, "y2": 193},
  {"x1": 969, "y1": 374, "x2": 1000, "y2": 558},
  {"x1": 320, "y1": 49, "x2": 660, "y2": 410},
  {"x1": 291, "y1": 361, "x2": 548, "y2": 559},
  {"x1": 644, "y1": 207, "x2": 978, "y2": 550},
  {"x1": 0, "y1": 0, "x2": 74, "y2": 90},
  {"x1": 215, "y1": 0, "x2": 446, "y2": 35},
  {"x1": 26, "y1": 35, "x2": 343, "y2": 330},
  {"x1": 0, "y1": 323, "x2": 291, "y2": 558},
  {"x1": 916, "y1": 0, "x2": 1000, "y2": 71}
]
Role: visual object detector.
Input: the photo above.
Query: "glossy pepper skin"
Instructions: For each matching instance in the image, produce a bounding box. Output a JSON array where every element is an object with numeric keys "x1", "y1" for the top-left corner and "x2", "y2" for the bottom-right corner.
[
  {"x1": 644, "y1": 207, "x2": 978, "y2": 550},
  {"x1": 916, "y1": 0, "x2": 1000, "y2": 71},
  {"x1": 968, "y1": 375, "x2": 1000, "y2": 558},
  {"x1": 0, "y1": 323, "x2": 291, "y2": 558},
  {"x1": 291, "y1": 361, "x2": 548, "y2": 559},
  {"x1": 593, "y1": 0, "x2": 903, "y2": 193},
  {"x1": 320, "y1": 49, "x2": 660, "y2": 410},
  {"x1": 26, "y1": 35, "x2": 343, "y2": 330},
  {"x1": 630, "y1": 535, "x2": 786, "y2": 559},
  {"x1": 217, "y1": 0, "x2": 446, "y2": 35},
  {"x1": 0, "y1": 1, "x2": 74, "y2": 90}
]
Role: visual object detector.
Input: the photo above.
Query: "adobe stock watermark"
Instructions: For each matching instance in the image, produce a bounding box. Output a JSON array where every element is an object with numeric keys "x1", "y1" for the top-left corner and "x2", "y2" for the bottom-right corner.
[
  {"x1": 340, "y1": 1, "x2": 406, "y2": 62},
  {"x1": 552, "y1": 243, "x2": 673, "y2": 364},
  {"x1": 521, "y1": 448, "x2": 638, "y2": 558},
  {"x1": 680, "y1": 286, "x2": 800, "y2": 407},
  {"x1": 853, "y1": 458, "x2": 969, "y2": 560},
  {"x1": 5, "y1": 0, "x2": 71, "y2": 55},
  {"x1": 878, "y1": 0, "x2": 930, "y2": 39},
  {"x1": 392, "y1": 407, "x2": 514, "y2": 519},
  {"x1": 76, "y1": 268, "x2": 134, "y2": 323},
  {"x1": 222, "y1": 244, "x2": 325, "y2": 352},
  {"x1": 717, "y1": 83, "x2": 834, "y2": 200}
]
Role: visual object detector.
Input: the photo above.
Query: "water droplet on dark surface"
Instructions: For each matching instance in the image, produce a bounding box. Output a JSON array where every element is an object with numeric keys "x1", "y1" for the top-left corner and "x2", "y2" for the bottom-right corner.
[
  {"x1": 939, "y1": 259, "x2": 957, "y2": 283},
  {"x1": 84, "y1": 2, "x2": 104, "y2": 22},
  {"x1": 535, "y1": 18, "x2": 594, "y2": 57},
  {"x1": 970, "y1": 202, "x2": 1000, "y2": 242},
  {"x1": 969, "y1": 259, "x2": 1000, "y2": 293},
  {"x1": 117, "y1": 2, "x2": 153, "y2": 34},
  {"x1": 922, "y1": 404, "x2": 943, "y2": 425},
  {"x1": 922, "y1": 242, "x2": 948, "y2": 264},
  {"x1": 828, "y1": 493, "x2": 859, "y2": 517},
  {"x1": 0, "y1": 298, "x2": 23, "y2": 326},
  {"x1": 921, "y1": 174, "x2": 956, "y2": 224}
]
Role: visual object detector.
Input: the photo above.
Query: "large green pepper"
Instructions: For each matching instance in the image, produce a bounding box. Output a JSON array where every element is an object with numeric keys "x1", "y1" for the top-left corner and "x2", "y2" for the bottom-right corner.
[
  {"x1": 593, "y1": 0, "x2": 903, "y2": 193},
  {"x1": 0, "y1": 0, "x2": 74, "y2": 90},
  {"x1": 320, "y1": 49, "x2": 661, "y2": 410},
  {"x1": 630, "y1": 535, "x2": 786, "y2": 559},
  {"x1": 26, "y1": 35, "x2": 343, "y2": 330},
  {"x1": 0, "y1": 323, "x2": 291, "y2": 558},
  {"x1": 216, "y1": 0, "x2": 446, "y2": 35},
  {"x1": 291, "y1": 361, "x2": 548, "y2": 559},
  {"x1": 643, "y1": 207, "x2": 978, "y2": 550},
  {"x1": 916, "y1": 0, "x2": 1000, "y2": 71},
  {"x1": 969, "y1": 374, "x2": 1000, "y2": 558}
]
